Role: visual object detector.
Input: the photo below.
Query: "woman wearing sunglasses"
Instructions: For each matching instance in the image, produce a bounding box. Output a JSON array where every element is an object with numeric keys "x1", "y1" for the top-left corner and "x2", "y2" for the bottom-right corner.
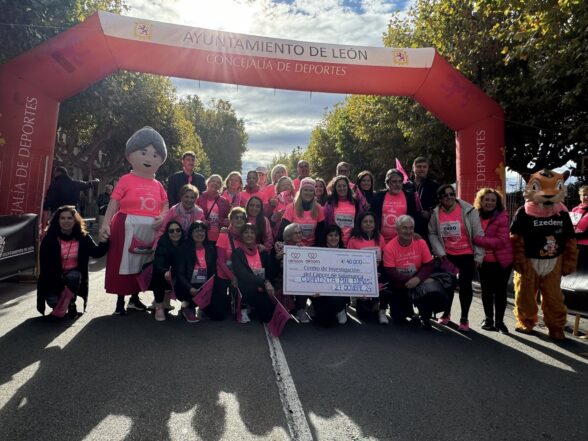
[
  {"x1": 428, "y1": 184, "x2": 484, "y2": 331},
  {"x1": 150, "y1": 220, "x2": 185, "y2": 321}
]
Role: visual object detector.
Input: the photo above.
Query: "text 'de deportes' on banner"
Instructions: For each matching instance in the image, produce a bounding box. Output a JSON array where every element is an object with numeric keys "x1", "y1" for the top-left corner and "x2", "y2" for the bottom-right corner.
[{"x1": 283, "y1": 246, "x2": 379, "y2": 297}]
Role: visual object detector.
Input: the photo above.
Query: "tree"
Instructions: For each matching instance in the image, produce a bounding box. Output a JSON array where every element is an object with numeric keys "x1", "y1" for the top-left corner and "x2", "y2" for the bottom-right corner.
[
  {"x1": 0, "y1": 0, "x2": 127, "y2": 64},
  {"x1": 305, "y1": 95, "x2": 455, "y2": 187},
  {"x1": 384, "y1": 0, "x2": 588, "y2": 174},
  {"x1": 180, "y1": 96, "x2": 248, "y2": 177},
  {"x1": 57, "y1": 72, "x2": 209, "y2": 185},
  {"x1": 268, "y1": 146, "x2": 305, "y2": 182}
]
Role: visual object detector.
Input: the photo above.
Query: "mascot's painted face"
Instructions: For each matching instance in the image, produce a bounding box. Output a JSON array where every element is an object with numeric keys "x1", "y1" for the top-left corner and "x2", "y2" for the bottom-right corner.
[
  {"x1": 127, "y1": 144, "x2": 164, "y2": 178},
  {"x1": 523, "y1": 169, "x2": 568, "y2": 207}
]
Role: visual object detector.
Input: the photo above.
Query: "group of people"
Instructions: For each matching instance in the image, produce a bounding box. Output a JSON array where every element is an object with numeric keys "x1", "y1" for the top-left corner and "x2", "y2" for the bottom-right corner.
[{"x1": 37, "y1": 127, "x2": 588, "y2": 334}]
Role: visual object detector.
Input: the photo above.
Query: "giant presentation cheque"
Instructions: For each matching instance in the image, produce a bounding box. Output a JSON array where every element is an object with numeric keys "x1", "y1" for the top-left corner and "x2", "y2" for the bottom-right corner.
[{"x1": 283, "y1": 245, "x2": 379, "y2": 297}]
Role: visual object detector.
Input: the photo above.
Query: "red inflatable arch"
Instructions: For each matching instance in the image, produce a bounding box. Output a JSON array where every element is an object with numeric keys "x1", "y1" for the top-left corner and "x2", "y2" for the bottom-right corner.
[{"x1": 0, "y1": 11, "x2": 504, "y2": 217}]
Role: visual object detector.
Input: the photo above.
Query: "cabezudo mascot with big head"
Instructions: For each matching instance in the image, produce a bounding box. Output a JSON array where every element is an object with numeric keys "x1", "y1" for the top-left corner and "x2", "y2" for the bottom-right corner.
[{"x1": 510, "y1": 169, "x2": 578, "y2": 339}]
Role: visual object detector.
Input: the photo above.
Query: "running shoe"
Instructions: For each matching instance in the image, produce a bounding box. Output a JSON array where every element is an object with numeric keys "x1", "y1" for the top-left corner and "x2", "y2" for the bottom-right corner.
[
  {"x1": 378, "y1": 309, "x2": 389, "y2": 325},
  {"x1": 438, "y1": 315, "x2": 451, "y2": 325},
  {"x1": 127, "y1": 296, "x2": 147, "y2": 311},
  {"x1": 182, "y1": 307, "x2": 199, "y2": 323},
  {"x1": 240, "y1": 309, "x2": 251, "y2": 324},
  {"x1": 458, "y1": 319, "x2": 470, "y2": 332},
  {"x1": 336, "y1": 308, "x2": 348, "y2": 325}
]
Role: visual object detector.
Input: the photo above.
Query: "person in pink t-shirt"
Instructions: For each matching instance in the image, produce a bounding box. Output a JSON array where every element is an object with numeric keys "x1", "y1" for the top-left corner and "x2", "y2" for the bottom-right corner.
[
  {"x1": 347, "y1": 211, "x2": 387, "y2": 323},
  {"x1": 429, "y1": 184, "x2": 485, "y2": 331},
  {"x1": 245, "y1": 196, "x2": 273, "y2": 252},
  {"x1": 100, "y1": 126, "x2": 169, "y2": 315},
  {"x1": 240, "y1": 170, "x2": 268, "y2": 207},
  {"x1": 212, "y1": 207, "x2": 247, "y2": 320},
  {"x1": 221, "y1": 171, "x2": 243, "y2": 208},
  {"x1": 324, "y1": 175, "x2": 362, "y2": 246},
  {"x1": 197, "y1": 174, "x2": 231, "y2": 244},
  {"x1": 383, "y1": 215, "x2": 444, "y2": 329}
]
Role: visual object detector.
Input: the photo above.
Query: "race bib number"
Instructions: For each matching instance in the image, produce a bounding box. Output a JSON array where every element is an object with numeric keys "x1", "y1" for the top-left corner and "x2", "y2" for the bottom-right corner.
[
  {"x1": 335, "y1": 213, "x2": 354, "y2": 228},
  {"x1": 300, "y1": 223, "x2": 314, "y2": 239},
  {"x1": 440, "y1": 221, "x2": 461, "y2": 238},
  {"x1": 397, "y1": 264, "x2": 416, "y2": 276},
  {"x1": 570, "y1": 212, "x2": 582, "y2": 226},
  {"x1": 253, "y1": 268, "x2": 266, "y2": 279},
  {"x1": 191, "y1": 267, "x2": 207, "y2": 284}
]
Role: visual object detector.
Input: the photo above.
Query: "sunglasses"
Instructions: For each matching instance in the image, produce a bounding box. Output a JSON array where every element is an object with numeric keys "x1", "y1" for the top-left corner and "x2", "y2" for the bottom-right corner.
[
  {"x1": 168, "y1": 228, "x2": 182, "y2": 233},
  {"x1": 442, "y1": 193, "x2": 456, "y2": 198},
  {"x1": 232, "y1": 215, "x2": 247, "y2": 220}
]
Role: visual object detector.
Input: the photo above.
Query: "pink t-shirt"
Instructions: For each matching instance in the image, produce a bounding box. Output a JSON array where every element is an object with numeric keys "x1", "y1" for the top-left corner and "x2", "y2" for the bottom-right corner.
[
  {"x1": 191, "y1": 247, "x2": 208, "y2": 284},
  {"x1": 332, "y1": 200, "x2": 356, "y2": 246},
  {"x1": 216, "y1": 231, "x2": 242, "y2": 279},
  {"x1": 206, "y1": 198, "x2": 221, "y2": 242},
  {"x1": 383, "y1": 237, "x2": 433, "y2": 276},
  {"x1": 240, "y1": 187, "x2": 268, "y2": 207},
  {"x1": 283, "y1": 203, "x2": 325, "y2": 246},
  {"x1": 112, "y1": 173, "x2": 167, "y2": 216},
  {"x1": 221, "y1": 189, "x2": 242, "y2": 207},
  {"x1": 347, "y1": 236, "x2": 386, "y2": 263},
  {"x1": 439, "y1": 204, "x2": 473, "y2": 255},
  {"x1": 60, "y1": 238, "x2": 79, "y2": 271},
  {"x1": 572, "y1": 205, "x2": 588, "y2": 245},
  {"x1": 245, "y1": 249, "x2": 265, "y2": 279},
  {"x1": 381, "y1": 192, "x2": 407, "y2": 242}
]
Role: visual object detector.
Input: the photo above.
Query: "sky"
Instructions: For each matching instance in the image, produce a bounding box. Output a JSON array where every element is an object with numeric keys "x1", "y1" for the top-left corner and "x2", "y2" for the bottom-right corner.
[{"x1": 124, "y1": 0, "x2": 414, "y2": 173}]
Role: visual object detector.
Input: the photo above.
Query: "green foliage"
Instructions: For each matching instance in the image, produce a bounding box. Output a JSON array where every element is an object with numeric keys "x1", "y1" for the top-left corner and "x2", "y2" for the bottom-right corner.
[
  {"x1": 384, "y1": 0, "x2": 587, "y2": 174},
  {"x1": 180, "y1": 96, "x2": 248, "y2": 178},
  {"x1": 306, "y1": 96, "x2": 455, "y2": 188},
  {"x1": 57, "y1": 72, "x2": 209, "y2": 184},
  {"x1": 268, "y1": 146, "x2": 305, "y2": 182},
  {"x1": 0, "y1": 0, "x2": 127, "y2": 64}
]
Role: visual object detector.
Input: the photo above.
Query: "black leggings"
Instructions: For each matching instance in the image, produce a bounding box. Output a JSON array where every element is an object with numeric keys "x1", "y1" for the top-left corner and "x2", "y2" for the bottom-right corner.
[
  {"x1": 445, "y1": 254, "x2": 475, "y2": 320},
  {"x1": 479, "y1": 262, "x2": 511, "y2": 323}
]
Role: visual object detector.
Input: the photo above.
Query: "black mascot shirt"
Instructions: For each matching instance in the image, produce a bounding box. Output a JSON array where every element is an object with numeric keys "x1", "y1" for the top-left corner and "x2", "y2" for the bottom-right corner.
[{"x1": 511, "y1": 207, "x2": 575, "y2": 259}]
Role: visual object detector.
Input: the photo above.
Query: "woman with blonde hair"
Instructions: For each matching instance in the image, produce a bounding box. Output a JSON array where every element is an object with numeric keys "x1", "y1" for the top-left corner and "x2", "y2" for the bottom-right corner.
[{"x1": 472, "y1": 188, "x2": 512, "y2": 333}]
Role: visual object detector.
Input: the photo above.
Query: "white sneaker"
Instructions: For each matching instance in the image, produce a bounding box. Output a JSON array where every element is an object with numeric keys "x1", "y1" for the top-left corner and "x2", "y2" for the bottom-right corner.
[
  {"x1": 154, "y1": 305, "x2": 166, "y2": 322},
  {"x1": 336, "y1": 308, "x2": 347, "y2": 324},
  {"x1": 240, "y1": 309, "x2": 251, "y2": 324},
  {"x1": 297, "y1": 309, "x2": 311, "y2": 324},
  {"x1": 378, "y1": 310, "x2": 389, "y2": 325}
]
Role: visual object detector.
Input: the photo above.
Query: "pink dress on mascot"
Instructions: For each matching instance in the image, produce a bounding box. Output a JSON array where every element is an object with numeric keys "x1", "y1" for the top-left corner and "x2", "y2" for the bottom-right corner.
[{"x1": 100, "y1": 126, "x2": 169, "y2": 314}]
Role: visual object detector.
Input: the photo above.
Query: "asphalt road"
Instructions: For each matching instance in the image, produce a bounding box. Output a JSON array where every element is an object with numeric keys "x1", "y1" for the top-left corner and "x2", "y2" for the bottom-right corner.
[{"x1": 1, "y1": 260, "x2": 587, "y2": 441}]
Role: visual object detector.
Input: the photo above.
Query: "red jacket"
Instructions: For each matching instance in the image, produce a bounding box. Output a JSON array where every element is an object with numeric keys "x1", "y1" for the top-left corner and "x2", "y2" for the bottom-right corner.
[{"x1": 473, "y1": 209, "x2": 513, "y2": 268}]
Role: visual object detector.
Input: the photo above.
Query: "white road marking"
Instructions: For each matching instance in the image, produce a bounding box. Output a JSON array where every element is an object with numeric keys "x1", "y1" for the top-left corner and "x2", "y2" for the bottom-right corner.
[{"x1": 264, "y1": 325, "x2": 314, "y2": 441}]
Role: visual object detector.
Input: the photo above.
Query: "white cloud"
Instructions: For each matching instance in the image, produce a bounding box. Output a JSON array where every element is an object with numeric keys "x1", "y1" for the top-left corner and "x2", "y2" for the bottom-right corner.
[{"x1": 125, "y1": 0, "x2": 413, "y2": 173}]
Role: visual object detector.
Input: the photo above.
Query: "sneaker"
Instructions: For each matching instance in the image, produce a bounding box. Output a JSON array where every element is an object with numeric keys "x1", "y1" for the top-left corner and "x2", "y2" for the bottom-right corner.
[
  {"x1": 495, "y1": 322, "x2": 509, "y2": 334},
  {"x1": 297, "y1": 309, "x2": 311, "y2": 324},
  {"x1": 481, "y1": 318, "x2": 495, "y2": 331},
  {"x1": 196, "y1": 307, "x2": 205, "y2": 321},
  {"x1": 336, "y1": 308, "x2": 348, "y2": 325},
  {"x1": 127, "y1": 296, "x2": 147, "y2": 311},
  {"x1": 240, "y1": 309, "x2": 251, "y2": 324},
  {"x1": 182, "y1": 307, "x2": 199, "y2": 323},
  {"x1": 438, "y1": 315, "x2": 451, "y2": 325},
  {"x1": 458, "y1": 319, "x2": 470, "y2": 332},
  {"x1": 378, "y1": 310, "x2": 389, "y2": 325},
  {"x1": 154, "y1": 306, "x2": 166, "y2": 322}
]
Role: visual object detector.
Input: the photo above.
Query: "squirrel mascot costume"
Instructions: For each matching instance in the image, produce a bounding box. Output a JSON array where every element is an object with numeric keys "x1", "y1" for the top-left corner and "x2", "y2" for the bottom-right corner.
[{"x1": 510, "y1": 169, "x2": 578, "y2": 339}]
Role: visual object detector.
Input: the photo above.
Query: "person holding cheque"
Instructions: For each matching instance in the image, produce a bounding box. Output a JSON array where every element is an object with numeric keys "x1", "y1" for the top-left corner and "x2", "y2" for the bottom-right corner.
[{"x1": 311, "y1": 225, "x2": 349, "y2": 326}]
